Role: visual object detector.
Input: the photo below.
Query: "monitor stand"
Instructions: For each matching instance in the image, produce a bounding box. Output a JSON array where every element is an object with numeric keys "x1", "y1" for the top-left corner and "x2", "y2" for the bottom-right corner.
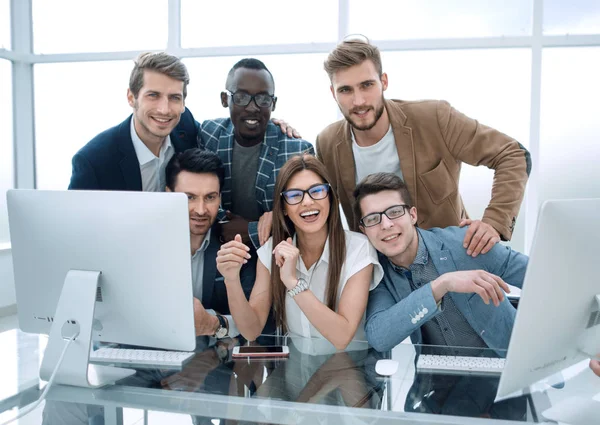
[
  {"x1": 543, "y1": 297, "x2": 600, "y2": 425},
  {"x1": 39, "y1": 270, "x2": 136, "y2": 388},
  {"x1": 542, "y1": 396, "x2": 600, "y2": 425}
]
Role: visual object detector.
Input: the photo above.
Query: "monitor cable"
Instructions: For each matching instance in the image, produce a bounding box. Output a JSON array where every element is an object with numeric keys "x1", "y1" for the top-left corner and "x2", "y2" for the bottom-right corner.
[{"x1": 0, "y1": 332, "x2": 79, "y2": 425}]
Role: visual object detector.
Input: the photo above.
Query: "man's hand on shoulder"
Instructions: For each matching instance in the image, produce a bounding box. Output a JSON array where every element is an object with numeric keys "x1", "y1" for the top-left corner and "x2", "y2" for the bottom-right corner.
[
  {"x1": 271, "y1": 118, "x2": 301, "y2": 138},
  {"x1": 460, "y1": 219, "x2": 501, "y2": 257},
  {"x1": 221, "y1": 211, "x2": 251, "y2": 244},
  {"x1": 257, "y1": 211, "x2": 273, "y2": 246},
  {"x1": 432, "y1": 270, "x2": 510, "y2": 307}
]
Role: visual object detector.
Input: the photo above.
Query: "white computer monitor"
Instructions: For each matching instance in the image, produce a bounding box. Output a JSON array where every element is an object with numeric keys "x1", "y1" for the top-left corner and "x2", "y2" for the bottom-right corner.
[
  {"x1": 7, "y1": 189, "x2": 196, "y2": 388},
  {"x1": 497, "y1": 198, "x2": 600, "y2": 423}
]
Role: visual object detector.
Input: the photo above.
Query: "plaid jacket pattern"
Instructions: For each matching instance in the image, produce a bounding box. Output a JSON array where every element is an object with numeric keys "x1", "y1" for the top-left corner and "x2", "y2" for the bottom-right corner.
[{"x1": 199, "y1": 118, "x2": 314, "y2": 248}]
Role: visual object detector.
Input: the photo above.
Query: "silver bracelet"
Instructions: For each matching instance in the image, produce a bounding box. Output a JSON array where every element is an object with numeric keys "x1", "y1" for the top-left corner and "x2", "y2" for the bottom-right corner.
[{"x1": 287, "y1": 277, "x2": 309, "y2": 297}]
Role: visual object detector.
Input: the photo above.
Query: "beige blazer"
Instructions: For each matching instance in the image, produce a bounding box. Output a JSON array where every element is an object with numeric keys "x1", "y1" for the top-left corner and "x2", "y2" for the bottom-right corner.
[{"x1": 315, "y1": 99, "x2": 531, "y2": 241}]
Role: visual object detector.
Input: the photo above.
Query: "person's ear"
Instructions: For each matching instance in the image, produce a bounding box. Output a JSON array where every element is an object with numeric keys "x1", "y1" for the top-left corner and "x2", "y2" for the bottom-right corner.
[
  {"x1": 127, "y1": 88, "x2": 135, "y2": 108},
  {"x1": 329, "y1": 85, "x2": 336, "y2": 100},
  {"x1": 358, "y1": 224, "x2": 365, "y2": 234},
  {"x1": 381, "y1": 72, "x2": 388, "y2": 92},
  {"x1": 220, "y1": 92, "x2": 228, "y2": 108},
  {"x1": 409, "y1": 206, "x2": 418, "y2": 225}
]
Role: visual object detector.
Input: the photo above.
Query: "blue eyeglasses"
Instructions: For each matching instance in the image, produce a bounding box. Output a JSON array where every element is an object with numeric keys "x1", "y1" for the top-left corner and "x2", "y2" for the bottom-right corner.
[{"x1": 281, "y1": 183, "x2": 331, "y2": 205}]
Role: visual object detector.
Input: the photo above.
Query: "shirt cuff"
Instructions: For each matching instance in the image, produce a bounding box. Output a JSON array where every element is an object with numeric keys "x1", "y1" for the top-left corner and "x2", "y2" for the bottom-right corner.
[{"x1": 206, "y1": 309, "x2": 240, "y2": 338}]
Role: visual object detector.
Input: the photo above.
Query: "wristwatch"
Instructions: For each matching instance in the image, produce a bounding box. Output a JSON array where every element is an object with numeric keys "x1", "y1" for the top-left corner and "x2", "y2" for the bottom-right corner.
[
  {"x1": 287, "y1": 277, "x2": 309, "y2": 298},
  {"x1": 213, "y1": 314, "x2": 229, "y2": 339}
]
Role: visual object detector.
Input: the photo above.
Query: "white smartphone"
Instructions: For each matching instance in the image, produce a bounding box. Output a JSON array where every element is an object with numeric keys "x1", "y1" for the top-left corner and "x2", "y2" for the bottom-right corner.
[{"x1": 232, "y1": 345, "x2": 289, "y2": 358}]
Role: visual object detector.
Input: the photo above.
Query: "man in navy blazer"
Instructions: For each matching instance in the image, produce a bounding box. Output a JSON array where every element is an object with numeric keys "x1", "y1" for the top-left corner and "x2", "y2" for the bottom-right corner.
[
  {"x1": 164, "y1": 148, "x2": 260, "y2": 338},
  {"x1": 354, "y1": 173, "x2": 528, "y2": 356},
  {"x1": 68, "y1": 52, "x2": 198, "y2": 192}
]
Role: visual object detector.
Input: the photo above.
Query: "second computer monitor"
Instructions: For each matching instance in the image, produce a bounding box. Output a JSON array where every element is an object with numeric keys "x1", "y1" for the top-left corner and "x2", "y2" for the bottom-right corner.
[{"x1": 497, "y1": 198, "x2": 600, "y2": 399}]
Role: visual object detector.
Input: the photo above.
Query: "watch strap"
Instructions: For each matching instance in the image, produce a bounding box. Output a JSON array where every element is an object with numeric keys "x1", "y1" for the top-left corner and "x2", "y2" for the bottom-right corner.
[{"x1": 287, "y1": 278, "x2": 309, "y2": 297}]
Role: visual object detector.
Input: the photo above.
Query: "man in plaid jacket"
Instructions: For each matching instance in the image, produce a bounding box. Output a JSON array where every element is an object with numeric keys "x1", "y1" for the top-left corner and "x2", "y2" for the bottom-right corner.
[{"x1": 199, "y1": 58, "x2": 314, "y2": 250}]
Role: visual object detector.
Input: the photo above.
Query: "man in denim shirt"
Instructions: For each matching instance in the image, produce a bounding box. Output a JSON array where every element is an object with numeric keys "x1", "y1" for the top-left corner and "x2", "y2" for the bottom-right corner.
[{"x1": 354, "y1": 173, "x2": 528, "y2": 356}]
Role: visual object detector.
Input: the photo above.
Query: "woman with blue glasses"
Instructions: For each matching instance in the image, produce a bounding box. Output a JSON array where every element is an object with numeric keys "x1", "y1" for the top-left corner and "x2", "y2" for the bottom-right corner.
[{"x1": 217, "y1": 154, "x2": 382, "y2": 349}]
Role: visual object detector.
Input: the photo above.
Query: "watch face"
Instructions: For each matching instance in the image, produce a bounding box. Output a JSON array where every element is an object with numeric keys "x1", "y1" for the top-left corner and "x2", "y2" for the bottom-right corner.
[{"x1": 215, "y1": 326, "x2": 228, "y2": 339}]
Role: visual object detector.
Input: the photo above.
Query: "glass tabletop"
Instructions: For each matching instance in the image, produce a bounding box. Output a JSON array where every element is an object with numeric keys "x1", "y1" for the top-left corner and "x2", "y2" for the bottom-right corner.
[
  {"x1": 2, "y1": 330, "x2": 599, "y2": 424},
  {"x1": 101, "y1": 334, "x2": 547, "y2": 423}
]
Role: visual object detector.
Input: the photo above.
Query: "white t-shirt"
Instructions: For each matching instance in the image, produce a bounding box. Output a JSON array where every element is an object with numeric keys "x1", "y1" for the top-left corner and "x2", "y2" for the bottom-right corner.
[
  {"x1": 257, "y1": 230, "x2": 383, "y2": 342},
  {"x1": 352, "y1": 125, "x2": 403, "y2": 184}
]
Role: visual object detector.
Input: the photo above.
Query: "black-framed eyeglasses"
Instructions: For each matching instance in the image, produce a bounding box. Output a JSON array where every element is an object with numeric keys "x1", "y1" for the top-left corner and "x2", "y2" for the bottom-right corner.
[
  {"x1": 360, "y1": 204, "x2": 410, "y2": 227},
  {"x1": 281, "y1": 183, "x2": 331, "y2": 205},
  {"x1": 225, "y1": 90, "x2": 276, "y2": 108}
]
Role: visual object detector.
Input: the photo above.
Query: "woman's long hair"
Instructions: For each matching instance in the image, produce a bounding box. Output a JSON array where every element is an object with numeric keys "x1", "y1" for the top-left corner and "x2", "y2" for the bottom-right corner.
[{"x1": 271, "y1": 154, "x2": 346, "y2": 332}]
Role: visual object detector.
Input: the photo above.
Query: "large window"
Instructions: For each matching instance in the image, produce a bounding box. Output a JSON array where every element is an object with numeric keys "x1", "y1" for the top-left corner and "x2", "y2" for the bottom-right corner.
[
  {"x1": 5, "y1": 0, "x2": 600, "y2": 254},
  {"x1": 539, "y1": 47, "x2": 600, "y2": 204},
  {"x1": 34, "y1": 61, "x2": 133, "y2": 190},
  {"x1": 544, "y1": 0, "x2": 600, "y2": 35},
  {"x1": 0, "y1": 0, "x2": 9, "y2": 50},
  {"x1": 181, "y1": 0, "x2": 338, "y2": 48},
  {"x1": 382, "y1": 48, "x2": 531, "y2": 251},
  {"x1": 349, "y1": 0, "x2": 532, "y2": 40},
  {"x1": 0, "y1": 59, "x2": 12, "y2": 244},
  {"x1": 184, "y1": 54, "x2": 336, "y2": 145},
  {"x1": 32, "y1": 0, "x2": 168, "y2": 54}
]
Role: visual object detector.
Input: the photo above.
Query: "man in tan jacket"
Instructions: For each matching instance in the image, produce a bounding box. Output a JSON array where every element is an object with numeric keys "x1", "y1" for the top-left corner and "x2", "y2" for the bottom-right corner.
[{"x1": 316, "y1": 39, "x2": 531, "y2": 257}]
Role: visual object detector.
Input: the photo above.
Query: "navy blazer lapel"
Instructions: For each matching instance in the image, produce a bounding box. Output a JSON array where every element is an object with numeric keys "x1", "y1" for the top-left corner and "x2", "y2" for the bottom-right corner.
[
  {"x1": 118, "y1": 116, "x2": 143, "y2": 191},
  {"x1": 171, "y1": 107, "x2": 198, "y2": 153},
  {"x1": 201, "y1": 230, "x2": 219, "y2": 307}
]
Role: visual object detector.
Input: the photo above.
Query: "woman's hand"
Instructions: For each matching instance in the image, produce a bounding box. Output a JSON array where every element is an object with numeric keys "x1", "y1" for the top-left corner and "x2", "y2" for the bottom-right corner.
[
  {"x1": 217, "y1": 234, "x2": 251, "y2": 282},
  {"x1": 273, "y1": 237, "x2": 300, "y2": 289}
]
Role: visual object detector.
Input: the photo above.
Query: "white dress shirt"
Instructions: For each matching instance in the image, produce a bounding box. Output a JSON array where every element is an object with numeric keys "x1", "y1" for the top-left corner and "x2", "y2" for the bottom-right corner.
[
  {"x1": 257, "y1": 230, "x2": 383, "y2": 342},
  {"x1": 190, "y1": 229, "x2": 239, "y2": 338},
  {"x1": 130, "y1": 118, "x2": 175, "y2": 192},
  {"x1": 352, "y1": 125, "x2": 404, "y2": 184}
]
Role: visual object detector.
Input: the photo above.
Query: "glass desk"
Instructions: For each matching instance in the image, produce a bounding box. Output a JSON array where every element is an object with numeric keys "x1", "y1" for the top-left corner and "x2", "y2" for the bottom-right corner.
[{"x1": 1, "y1": 330, "x2": 599, "y2": 424}]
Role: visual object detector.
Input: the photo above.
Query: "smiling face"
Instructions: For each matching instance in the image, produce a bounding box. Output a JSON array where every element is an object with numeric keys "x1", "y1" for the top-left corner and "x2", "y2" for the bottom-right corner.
[
  {"x1": 223, "y1": 67, "x2": 275, "y2": 146},
  {"x1": 168, "y1": 170, "x2": 221, "y2": 237},
  {"x1": 282, "y1": 170, "x2": 331, "y2": 237},
  {"x1": 127, "y1": 70, "x2": 185, "y2": 145},
  {"x1": 359, "y1": 190, "x2": 419, "y2": 266},
  {"x1": 330, "y1": 59, "x2": 388, "y2": 131}
]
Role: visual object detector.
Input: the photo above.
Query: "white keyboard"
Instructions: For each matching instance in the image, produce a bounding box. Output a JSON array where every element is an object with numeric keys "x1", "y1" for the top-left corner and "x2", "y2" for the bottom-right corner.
[
  {"x1": 416, "y1": 354, "x2": 505, "y2": 375},
  {"x1": 90, "y1": 347, "x2": 195, "y2": 369}
]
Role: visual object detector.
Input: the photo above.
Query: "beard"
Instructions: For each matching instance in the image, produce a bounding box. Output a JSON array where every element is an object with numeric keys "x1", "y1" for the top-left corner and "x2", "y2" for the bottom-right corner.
[{"x1": 343, "y1": 97, "x2": 386, "y2": 131}]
